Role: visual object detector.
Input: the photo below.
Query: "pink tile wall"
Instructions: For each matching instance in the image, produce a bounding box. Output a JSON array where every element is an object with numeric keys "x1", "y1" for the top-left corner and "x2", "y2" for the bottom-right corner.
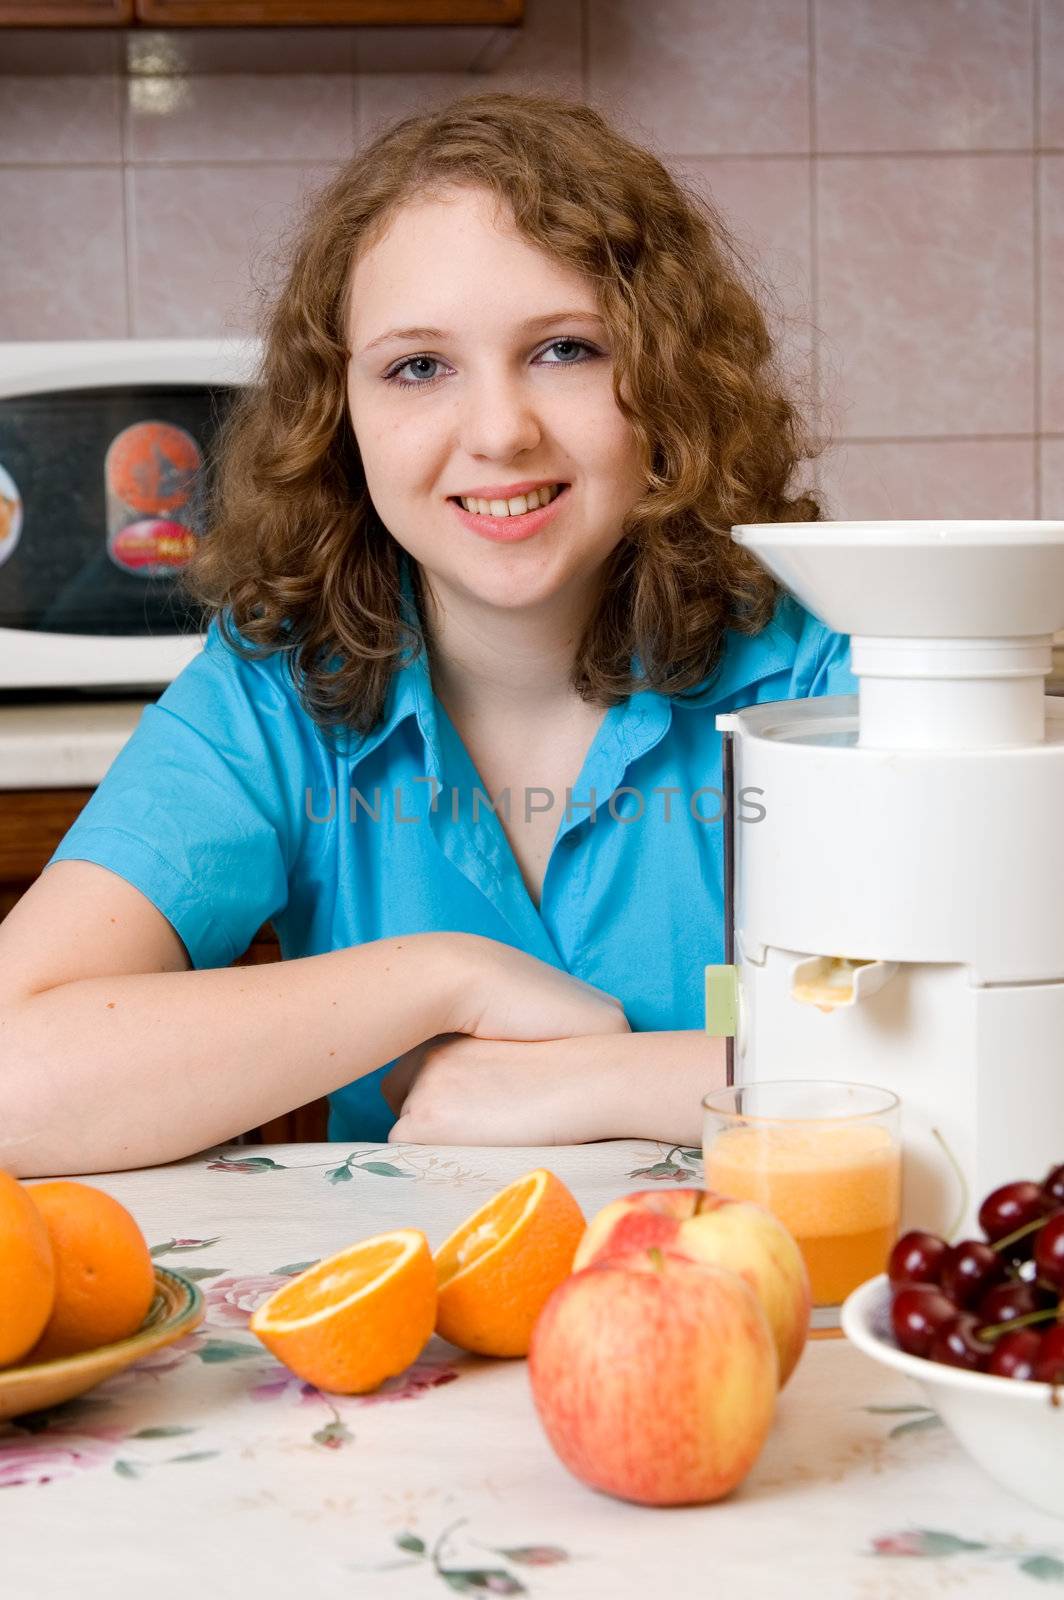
[{"x1": 0, "y1": 0, "x2": 1059, "y2": 518}]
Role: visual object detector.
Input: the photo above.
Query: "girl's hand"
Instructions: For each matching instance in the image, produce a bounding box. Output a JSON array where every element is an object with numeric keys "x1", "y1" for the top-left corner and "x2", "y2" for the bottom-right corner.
[
  {"x1": 385, "y1": 1034, "x2": 592, "y2": 1146},
  {"x1": 379, "y1": 1034, "x2": 457, "y2": 1117},
  {"x1": 443, "y1": 934, "x2": 630, "y2": 1043}
]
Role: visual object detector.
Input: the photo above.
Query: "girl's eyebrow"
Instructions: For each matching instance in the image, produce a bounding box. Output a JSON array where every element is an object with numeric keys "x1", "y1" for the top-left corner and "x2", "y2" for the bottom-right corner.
[{"x1": 359, "y1": 308, "x2": 605, "y2": 356}]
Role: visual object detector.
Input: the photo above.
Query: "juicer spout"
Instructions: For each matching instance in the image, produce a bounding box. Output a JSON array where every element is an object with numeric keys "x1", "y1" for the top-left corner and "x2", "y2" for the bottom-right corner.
[{"x1": 790, "y1": 955, "x2": 899, "y2": 1012}]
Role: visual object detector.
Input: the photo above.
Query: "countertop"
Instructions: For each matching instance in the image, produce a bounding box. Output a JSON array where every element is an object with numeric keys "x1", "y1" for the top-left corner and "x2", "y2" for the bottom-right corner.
[{"x1": 0, "y1": 699, "x2": 150, "y2": 790}]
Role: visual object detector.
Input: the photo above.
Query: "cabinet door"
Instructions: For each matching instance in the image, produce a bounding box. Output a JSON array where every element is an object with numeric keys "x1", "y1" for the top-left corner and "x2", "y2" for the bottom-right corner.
[
  {"x1": 133, "y1": 0, "x2": 520, "y2": 23},
  {"x1": 0, "y1": 1, "x2": 132, "y2": 20}
]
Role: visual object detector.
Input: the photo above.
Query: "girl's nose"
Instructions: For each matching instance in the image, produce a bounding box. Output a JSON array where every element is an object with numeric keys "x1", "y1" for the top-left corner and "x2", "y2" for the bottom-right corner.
[{"x1": 457, "y1": 374, "x2": 542, "y2": 462}]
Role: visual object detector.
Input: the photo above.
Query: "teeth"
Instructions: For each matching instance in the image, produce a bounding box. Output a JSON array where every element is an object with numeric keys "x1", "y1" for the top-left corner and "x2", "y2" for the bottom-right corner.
[{"x1": 458, "y1": 484, "x2": 564, "y2": 517}]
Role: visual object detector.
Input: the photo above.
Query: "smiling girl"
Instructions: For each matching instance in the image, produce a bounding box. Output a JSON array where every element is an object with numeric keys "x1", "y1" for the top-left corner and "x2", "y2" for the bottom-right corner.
[{"x1": 0, "y1": 93, "x2": 853, "y2": 1176}]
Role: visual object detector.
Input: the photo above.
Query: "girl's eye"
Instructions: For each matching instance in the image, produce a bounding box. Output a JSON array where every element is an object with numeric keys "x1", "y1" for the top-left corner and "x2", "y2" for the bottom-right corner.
[
  {"x1": 537, "y1": 338, "x2": 596, "y2": 366},
  {"x1": 383, "y1": 338, "x2": 599, "y2": 391},
  {"x1": 387, "y1": 355, "x2": 448, "y2": 388}
]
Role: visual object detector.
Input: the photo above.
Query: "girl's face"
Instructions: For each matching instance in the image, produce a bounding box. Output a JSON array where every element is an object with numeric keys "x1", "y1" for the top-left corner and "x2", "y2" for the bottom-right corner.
[{"x1": 345, "y1": 184, "x2": 646, "y2": 618}]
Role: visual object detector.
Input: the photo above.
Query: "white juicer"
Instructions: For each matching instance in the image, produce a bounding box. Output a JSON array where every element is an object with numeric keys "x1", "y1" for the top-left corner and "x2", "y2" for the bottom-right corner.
[{"x1": 705, "y1": 520, "x2": 1064, "y2": 1237}]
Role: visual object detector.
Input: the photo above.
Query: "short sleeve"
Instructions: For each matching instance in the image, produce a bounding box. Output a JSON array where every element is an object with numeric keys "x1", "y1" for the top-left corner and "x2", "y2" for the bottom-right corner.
[{"x1": 46, "y1": 620, "x2": 296, "y2": 970}]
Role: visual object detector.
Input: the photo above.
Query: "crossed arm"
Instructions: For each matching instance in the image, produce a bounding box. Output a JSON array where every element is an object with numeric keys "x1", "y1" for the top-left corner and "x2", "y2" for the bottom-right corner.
[{"x1": 383, "y1": 1028, "x2": 726, "y2": 1148}]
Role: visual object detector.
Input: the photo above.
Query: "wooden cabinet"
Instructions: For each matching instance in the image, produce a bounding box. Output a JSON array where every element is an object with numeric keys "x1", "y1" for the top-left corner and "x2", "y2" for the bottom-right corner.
[
  {"x1": 134, "y1": 1, "x2": 519, "y2": 20},
  {"x1": 0, "y1": 0, "x2": 522, "y2": 74},
  {"x1": 0, "y1": 0, "x2": 519, "y2": 21},
  {"x1": 0, "y1": 1, "x2": 132, "y2": 20},
  {"x1": 0, "y1": 787, "x2": 329, "y2": 1146}
]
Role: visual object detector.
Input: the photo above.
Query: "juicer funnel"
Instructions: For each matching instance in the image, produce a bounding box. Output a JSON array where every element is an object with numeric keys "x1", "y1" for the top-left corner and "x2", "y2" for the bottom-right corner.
[
  {"x1": 732, "y1": 520, "x2": 1064, "y2": 750},
  {"x1": 732, "y1": 520, "x2": 1064, "y2": 639}
]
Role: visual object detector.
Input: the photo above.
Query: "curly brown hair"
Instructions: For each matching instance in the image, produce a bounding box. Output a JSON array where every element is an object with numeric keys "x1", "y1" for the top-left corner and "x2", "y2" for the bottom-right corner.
[{"x1": 180, "y1": 90, "x2": 826, "y2": 739}]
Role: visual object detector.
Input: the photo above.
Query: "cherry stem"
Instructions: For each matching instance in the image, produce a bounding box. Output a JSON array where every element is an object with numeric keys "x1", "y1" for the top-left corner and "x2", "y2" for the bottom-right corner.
[
  {"x1": 975, "y1": 1306, "x2": 1058, "y2": 1343},
  {"x1": 647, "y1": 1247, "x2": 665, "y2": 1272},
  {"x1": 991, "y1": 1215, "x2": 1049, "y2": 1255}
]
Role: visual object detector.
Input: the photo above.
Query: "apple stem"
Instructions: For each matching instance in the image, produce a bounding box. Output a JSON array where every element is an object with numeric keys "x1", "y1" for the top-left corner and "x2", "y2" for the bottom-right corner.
[{"x1": 647, "y1": 1247, "x2": 665, "y2": 1272}]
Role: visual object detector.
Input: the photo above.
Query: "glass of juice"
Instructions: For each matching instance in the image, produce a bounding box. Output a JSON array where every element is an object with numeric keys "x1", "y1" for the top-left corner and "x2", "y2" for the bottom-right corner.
[{"x1": 702, "y1": 1080, "x2": 901, "y2": 1331}]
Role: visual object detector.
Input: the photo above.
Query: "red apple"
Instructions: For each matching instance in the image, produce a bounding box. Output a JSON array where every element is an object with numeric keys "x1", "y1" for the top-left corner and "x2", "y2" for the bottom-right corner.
[
  {"x1": 572, "y1": 1188, "x2": 810, "y2": 1387},
  {"x1": 528, "y1": 1248, "x2": 778, "y2": 1506}
]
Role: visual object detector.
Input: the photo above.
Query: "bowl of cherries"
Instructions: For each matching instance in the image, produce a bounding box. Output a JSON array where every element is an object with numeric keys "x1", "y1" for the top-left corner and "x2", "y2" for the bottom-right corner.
[{"x1": 842, "y1": 1163, "x2": 1064, "y2": 1520}]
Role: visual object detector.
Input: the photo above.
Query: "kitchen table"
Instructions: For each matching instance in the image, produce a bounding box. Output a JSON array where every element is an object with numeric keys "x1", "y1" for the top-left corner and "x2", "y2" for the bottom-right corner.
[{"x1": 2, "y1": 1138, "x2": 1062, "y2": 1598}]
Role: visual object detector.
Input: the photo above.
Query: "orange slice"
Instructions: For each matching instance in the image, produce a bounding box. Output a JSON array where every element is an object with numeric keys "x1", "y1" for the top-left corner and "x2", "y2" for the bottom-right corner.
[
  {"x1": 434, "y1": 1169, "x2": 585, "y2": 1358},
  {"x1": 248, "y1": 1229, "x2": 436, "y2": 1395}
]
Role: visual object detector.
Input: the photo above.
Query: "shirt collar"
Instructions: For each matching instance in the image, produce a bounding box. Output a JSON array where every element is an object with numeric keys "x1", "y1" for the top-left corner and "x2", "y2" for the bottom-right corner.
[
  {"x1": 614, "y1": 601, "x2": 798, "y2": 767},
  {"x1": 342, "y1": 558, "x2": 795, "y2": 770},
  {"x1": 667, "y1": 603, "x2": 801, "y2": 711}
]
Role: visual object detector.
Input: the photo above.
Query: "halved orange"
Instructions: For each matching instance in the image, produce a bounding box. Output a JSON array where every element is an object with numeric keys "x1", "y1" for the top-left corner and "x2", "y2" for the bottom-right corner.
[
  {"x1": 434, "y1": 1169, "x2": 585, "y2": 1358},
  {"x1": 248, "y1": 1229, "x2": 436, "y2": 1394}
]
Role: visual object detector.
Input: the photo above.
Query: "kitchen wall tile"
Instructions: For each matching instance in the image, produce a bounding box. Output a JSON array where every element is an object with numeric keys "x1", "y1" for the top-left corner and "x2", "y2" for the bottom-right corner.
[
  {"x1": 1042, "y1": 156, "x2": 1064, "y2": 431},
  {"x1": 1042, "y1": 437, "x2": 1064, "y2": 516},
  {"x1": 814, "y1": 0, "x2": 1034, "y2": 153},
  {"x1": 816, "y1": 437, "x2": 1036, "y2": 518},
  {"x1": 818, "y1": 155, "x2": 1035, "y2": 437},
  {"x1": 1042, "y1": 0, "x2": 1064, "y2": 148},
  {"x1": 587, "y1": 0, "x2": 809, "y2": 156},
  {"x1": 351, "y1": 25, "x2": 511, "y2": 74},
  {"x1": 357, "y1": 0, "x2": 581, "y2": 143},
  {"x1": 0, "y1": 76, "x2": 122, "y2": 165},
  {"x1": 129, "y1": 163, "x2": 337, "y2": 337},
  {"x1": 0, "y1": 168, "x2": 127, "y2": 340},
  {"x1": 125, "y1": 74, "x2": 356, "y2": 164},
  {"x1": 678, "y1": 157, "x2": 814, "y2": 396}
]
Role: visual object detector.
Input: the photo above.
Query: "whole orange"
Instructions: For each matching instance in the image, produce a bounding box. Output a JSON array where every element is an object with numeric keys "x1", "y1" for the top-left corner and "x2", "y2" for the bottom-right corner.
[
  {"x1": 0, "y1": 1171, "x2": 56, "y2": 1367},
  {"x1": 23, "y1": 1181, "x2": 157, "y2": 1363}
]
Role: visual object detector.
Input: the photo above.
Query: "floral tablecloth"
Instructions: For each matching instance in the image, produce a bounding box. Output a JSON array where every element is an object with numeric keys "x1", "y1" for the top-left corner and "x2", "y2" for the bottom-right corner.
[{"x1": 2, "y1": 1138, "x2": 1063, "y2": 1599}]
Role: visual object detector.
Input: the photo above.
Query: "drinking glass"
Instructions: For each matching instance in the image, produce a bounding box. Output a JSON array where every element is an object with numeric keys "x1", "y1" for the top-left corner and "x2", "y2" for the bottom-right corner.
[{"x1": 702, "y1": 1080, "x2": 901, "y2": 1331}]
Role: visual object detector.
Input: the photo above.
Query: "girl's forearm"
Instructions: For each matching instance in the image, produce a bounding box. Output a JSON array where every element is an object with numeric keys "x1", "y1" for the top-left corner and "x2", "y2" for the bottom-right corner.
[
  {"x1": 575, "y1": 1028, "x2": 726, "y2": 1146},
  {"x1": 0, "y1": 933, "x2": 465, "y2": 1178}
]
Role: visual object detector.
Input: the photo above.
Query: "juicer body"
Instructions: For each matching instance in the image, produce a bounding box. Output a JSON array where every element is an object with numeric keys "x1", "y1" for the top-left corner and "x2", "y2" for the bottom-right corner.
[{"x1": 718, "y1": 693, "x2": 1064, "y2": 1235}]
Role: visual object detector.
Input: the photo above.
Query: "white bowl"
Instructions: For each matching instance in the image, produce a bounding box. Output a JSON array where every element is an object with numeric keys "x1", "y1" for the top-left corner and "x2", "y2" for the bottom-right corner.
[{"x1": 842, "y1": 1274, "x2": 1064, "y2": 1520}]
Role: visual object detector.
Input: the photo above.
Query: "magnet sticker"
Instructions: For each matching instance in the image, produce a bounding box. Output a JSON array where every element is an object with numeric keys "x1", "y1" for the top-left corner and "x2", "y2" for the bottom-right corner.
[
  {"x1": 0, "y1": 462, "x2": 23, "y2": 569},
  {"x1": 110, "y1": 518, "x2": 199, "y2": 575},
  {"x1": 104, "y1": 420, "x2": 203, "y2": 578}
]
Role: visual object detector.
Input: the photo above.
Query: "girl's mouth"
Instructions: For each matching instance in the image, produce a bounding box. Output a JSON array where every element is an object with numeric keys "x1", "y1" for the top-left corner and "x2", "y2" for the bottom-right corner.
[{"x1": 447, "y1": 483, "x2": 570, "y2": 544}]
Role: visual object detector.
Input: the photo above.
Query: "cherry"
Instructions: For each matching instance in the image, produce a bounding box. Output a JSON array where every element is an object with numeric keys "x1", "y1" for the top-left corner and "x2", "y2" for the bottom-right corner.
[
  {"x1": 939, "y1": 1240, "x2": 1007, "y2": 1309},
  {"x1": 1033, "y1": 1212, "x2": 1064, "y2": 1290},
  {"x1": 890, "y1": 1286, "x2": 958, "y2": 1358},
  {"x1": 887, "y1": 1230, "x2": 949, "y2": 1288},
  {"x1": 985, "y1": 1327, "x2": 1042, "y2": 1380},
  {"x1": 930, "y1": 1312, "x2": 991, "y2": 1371},
  {"x1": 979, "y1": 1180, "x2": 1053, "y2": 1252},
  {"x1": 1033, "y1": 1323, "x2": 1064, "y2": 1385},
  {"x1": 1043, "y1": 1164, "x2": 1064, "y2": 1208},
  {"x1": 976, "y1": 1280, "x2": 1051, "y2": 1327}
]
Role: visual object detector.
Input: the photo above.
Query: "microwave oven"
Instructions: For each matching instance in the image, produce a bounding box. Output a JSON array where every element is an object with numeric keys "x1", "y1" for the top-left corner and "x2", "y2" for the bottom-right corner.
[{"x1": 0, "y1": 337, "x2": 260, "y2": 694}]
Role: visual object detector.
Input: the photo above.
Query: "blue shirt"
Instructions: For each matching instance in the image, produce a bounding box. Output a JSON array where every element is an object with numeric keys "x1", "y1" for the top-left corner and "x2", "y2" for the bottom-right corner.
[{"x1": 48, "y1": 559, "x2": 856, "y2": 1142}]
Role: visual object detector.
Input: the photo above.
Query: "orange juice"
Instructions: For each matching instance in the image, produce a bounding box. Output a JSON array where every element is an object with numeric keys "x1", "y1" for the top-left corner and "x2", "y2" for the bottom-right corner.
[{"x1": 704, "y1": 1121, "x2": 901, "y2": 1305}]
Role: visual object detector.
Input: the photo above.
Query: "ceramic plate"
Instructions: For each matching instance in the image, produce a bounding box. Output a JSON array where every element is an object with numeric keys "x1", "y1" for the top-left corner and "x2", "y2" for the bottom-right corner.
[{"x1": 0, "y1": 1267, "x2": 205, "y2": 1423}]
